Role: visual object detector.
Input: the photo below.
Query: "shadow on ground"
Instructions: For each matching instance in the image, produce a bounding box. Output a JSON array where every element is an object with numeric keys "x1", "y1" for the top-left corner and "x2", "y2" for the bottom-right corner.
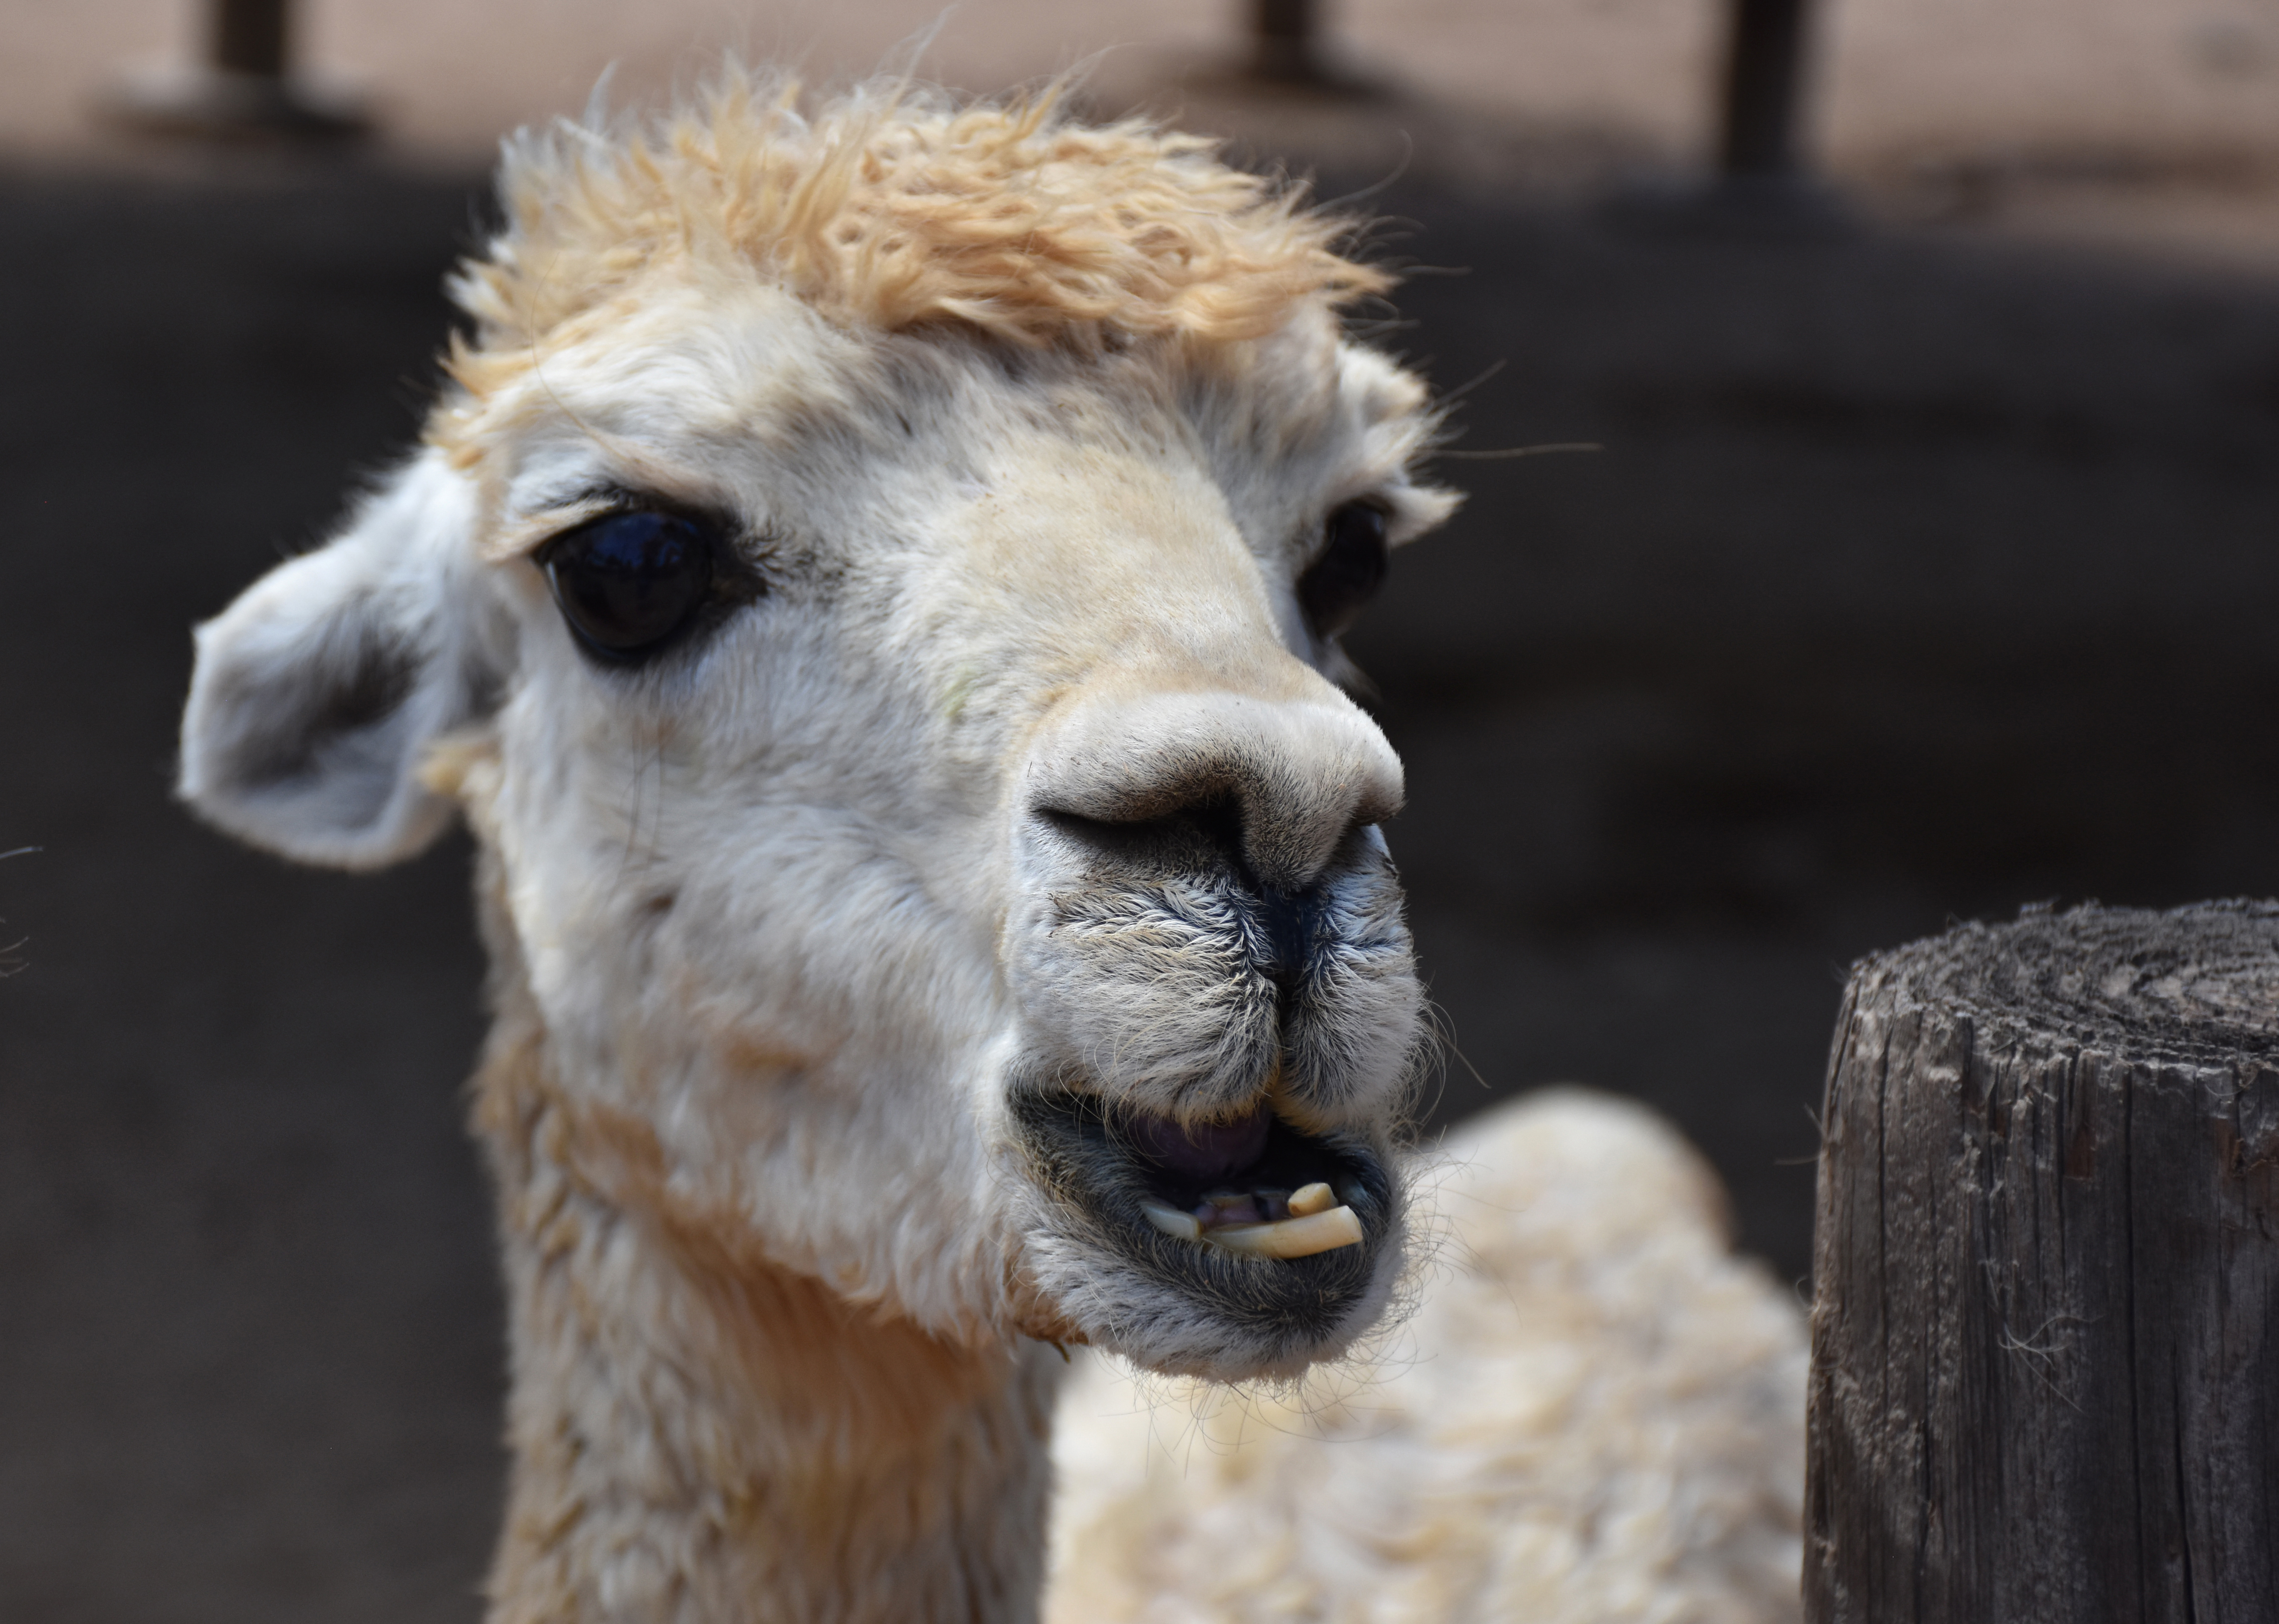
[{"x1": 4, "y1": 157, "x2": 2277, "y2": 1621}]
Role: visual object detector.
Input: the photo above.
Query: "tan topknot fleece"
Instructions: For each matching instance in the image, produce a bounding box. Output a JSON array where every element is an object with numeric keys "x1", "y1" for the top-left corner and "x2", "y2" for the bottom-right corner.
[{"x1": 444, "y1": 69, "x2": 1394, "y2": 395}]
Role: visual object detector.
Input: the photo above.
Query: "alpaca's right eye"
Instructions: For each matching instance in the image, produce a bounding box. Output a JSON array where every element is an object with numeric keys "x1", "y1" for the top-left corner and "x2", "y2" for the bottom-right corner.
[
  {"x1": 539, "y1": 511, "x2": 717, "y2": 663},
  {"x1": 1296, "y1": 501, "x2": 1389, "y2": 641}
]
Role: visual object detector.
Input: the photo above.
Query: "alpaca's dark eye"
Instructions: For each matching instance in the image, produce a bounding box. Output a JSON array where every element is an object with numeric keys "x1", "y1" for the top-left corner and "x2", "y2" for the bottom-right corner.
[
  {"x1": 1296, "y1": 502, "x2": 1389, "y2": 640},
  {"x1": 539, "y1": 511, "x2": 717, "y2": 662}
]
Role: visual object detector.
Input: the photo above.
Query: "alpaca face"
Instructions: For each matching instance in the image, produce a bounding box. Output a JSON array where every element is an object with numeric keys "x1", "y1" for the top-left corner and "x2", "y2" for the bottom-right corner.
[{"x1": 180, "y1": 260, "x2": 1454, "y2": 1379}]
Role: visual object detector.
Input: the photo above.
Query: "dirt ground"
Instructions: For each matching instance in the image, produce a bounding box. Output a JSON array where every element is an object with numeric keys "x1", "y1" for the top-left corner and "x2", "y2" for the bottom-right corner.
[{"x1": 5, "y1": 12, "x2": 2279, "y2": 1621}]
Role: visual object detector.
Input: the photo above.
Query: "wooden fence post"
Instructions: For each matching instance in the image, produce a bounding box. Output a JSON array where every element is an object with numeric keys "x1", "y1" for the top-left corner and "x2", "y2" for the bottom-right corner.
[{"x1": 1806, "y1": 902, "x2": 2279, "y2": 1621}]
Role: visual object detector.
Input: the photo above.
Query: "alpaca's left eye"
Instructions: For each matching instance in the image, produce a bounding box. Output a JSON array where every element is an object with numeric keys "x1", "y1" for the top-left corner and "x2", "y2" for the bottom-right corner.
[
  {"x1": 1297, "y1": 502, "x2": 1389, "y2": 640},
  {"x1": 540, "y1": 511, "x2": 718, "y2": 663}
]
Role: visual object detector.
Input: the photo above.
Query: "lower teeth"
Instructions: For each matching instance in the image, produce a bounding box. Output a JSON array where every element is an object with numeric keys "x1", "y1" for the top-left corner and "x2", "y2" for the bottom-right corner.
[
  {"x1": 1138, "y1": 1193, "x2": 1365, "y2": 1258},
  {"x1": 1199, "y1": 1205, "x2": 1366, "y2": 1258}
]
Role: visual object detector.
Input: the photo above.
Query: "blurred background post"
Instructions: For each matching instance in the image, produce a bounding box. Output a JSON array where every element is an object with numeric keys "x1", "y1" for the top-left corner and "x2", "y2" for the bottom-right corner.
[
  {"x1": 105, "y1": 0, "x2": 365, "y2": 139},
  {"x1": 1719, "y1": 0, "x2": 1811, "y2": 179},
  {"x1": 1249, "y1": 0, "x2": 1323, "y2": 84}
]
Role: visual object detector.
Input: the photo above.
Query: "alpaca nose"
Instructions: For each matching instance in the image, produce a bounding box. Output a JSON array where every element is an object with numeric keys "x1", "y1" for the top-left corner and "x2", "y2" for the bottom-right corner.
[{"x1": 1025, "y1": 689, "x2": 1404, "y2": 892}]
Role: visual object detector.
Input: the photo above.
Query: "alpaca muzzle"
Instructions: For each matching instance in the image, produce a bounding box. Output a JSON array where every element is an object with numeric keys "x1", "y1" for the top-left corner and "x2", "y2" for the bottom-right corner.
[{"x1": 997, "y1": 696, "x2": 1416, "y2": 1366}]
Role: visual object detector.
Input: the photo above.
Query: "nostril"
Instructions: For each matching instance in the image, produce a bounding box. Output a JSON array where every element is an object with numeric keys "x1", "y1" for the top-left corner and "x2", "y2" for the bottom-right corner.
[
  {"x1": 1038, "y1": 795, "x2": 1250, "y2": 883},
  {"x1": 1028, "y1": 689, "x2": 1403, "y2": 892}
]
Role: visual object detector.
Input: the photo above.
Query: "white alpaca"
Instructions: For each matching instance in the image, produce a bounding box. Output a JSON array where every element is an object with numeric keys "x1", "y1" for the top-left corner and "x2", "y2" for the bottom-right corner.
[{"x1": 177, "y1": 73, "x2": 1804, "y2": 1622}]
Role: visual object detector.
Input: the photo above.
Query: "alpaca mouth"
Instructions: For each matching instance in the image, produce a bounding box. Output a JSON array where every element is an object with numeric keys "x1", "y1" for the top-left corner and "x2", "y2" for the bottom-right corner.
[
  {"x1": 1010, "y1": 1086, "x2": 1394, "y2": 1349},
  {"x1": 1121, "y1": 1104, "x2": 1366, "y2": 1257}
]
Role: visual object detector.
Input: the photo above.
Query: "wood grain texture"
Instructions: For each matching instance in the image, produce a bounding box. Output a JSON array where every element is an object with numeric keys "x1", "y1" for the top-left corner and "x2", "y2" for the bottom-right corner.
[{"x1": 1806, "y1": 902, "x2": 2279, "y2": 1623}]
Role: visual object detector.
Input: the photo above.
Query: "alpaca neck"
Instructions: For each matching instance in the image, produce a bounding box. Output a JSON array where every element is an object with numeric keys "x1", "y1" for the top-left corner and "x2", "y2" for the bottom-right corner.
[{"x1": 470, "y1": 1032, "x2": 1061, "y2": 1624}]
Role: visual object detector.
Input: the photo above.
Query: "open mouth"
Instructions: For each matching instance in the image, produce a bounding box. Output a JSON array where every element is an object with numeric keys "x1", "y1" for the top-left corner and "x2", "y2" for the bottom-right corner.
[
  {"x1": 1119, "y1": 1105, "x2": 1368, "y2": 1257},
  {"x1": 1011, "y1": 1086, "x2": 1395, "y2": 1328}
]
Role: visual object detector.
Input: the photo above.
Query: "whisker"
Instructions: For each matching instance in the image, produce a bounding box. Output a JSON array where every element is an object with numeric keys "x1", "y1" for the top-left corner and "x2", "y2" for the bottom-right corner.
[{"x1": 1429, "y1": 440, "x2": 1603, "y2": 461}]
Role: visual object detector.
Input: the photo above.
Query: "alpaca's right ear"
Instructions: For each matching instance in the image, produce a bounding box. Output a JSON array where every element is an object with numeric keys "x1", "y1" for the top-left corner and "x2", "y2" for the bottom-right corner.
[{"x1": 180, "y1": 450, "x2": 498, "y2": 871}]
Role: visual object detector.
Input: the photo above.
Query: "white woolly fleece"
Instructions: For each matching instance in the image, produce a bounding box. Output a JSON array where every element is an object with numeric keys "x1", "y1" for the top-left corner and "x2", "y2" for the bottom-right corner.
[{"x1": 1047, "y1": 1089, "x2": 1808, "y2": 1624}]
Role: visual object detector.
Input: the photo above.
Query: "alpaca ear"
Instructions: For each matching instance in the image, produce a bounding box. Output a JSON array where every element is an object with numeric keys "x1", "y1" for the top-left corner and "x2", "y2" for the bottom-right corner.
[{"x1": 180, "y1": 450, "x2": 497, "y2": 870}]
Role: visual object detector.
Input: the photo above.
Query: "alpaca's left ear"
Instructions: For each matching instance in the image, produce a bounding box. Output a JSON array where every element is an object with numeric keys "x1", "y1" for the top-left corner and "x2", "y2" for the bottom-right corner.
[{"x1": 180, "y1": 450, "x2": 498, "y2": 870}]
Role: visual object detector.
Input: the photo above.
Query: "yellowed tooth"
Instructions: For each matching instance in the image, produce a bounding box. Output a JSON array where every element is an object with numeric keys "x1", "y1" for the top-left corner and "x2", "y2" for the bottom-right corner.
[
  {"x1": 1287, "y1": 1181, "x2": 1337, "y2": 1217},
  {"x1": 1140, "y1": 1199, "x2": 1203, "y2": 1243},
  {"x1": 1201, "y1": 1205, "x2": 1364, "y2": 1259}
]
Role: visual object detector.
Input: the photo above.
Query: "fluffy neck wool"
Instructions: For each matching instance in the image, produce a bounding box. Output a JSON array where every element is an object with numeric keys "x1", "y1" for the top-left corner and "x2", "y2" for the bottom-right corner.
[{"x1": 465, "y1": 862, "x2": 1064, "y2": 1624}]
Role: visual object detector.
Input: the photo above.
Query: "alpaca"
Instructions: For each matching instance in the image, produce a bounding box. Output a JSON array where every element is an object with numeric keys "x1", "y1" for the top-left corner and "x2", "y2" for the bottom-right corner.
[{"x1": 177, "y1": 73, "x2": 1805, "y2": 1621}]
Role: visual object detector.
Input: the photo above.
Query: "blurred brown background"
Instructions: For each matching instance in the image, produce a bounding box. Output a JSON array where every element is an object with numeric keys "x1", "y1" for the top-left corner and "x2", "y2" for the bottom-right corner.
[{"x1": 5, "y1": 2, "x2": 2279, "y2": 1618}]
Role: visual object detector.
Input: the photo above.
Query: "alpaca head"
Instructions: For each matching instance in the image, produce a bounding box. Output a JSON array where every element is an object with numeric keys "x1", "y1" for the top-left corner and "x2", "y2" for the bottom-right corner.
[{"x1": 178, "y1": 77, "x2": 1457, "y2": 1383}]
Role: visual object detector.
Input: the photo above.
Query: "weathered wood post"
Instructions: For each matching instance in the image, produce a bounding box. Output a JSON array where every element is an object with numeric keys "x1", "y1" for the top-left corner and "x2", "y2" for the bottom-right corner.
[{"x1": 1807, "y1": 902, "x2": 2279, "y2": 1620}]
